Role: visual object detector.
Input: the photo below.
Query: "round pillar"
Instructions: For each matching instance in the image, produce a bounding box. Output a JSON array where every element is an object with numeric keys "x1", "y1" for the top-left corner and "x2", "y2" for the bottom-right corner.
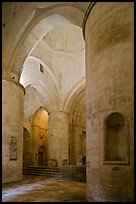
[
  {"x1": 48, "y1": 111, "x2": 69, "y2": 167},
  {"x1": 83, "y1": 2, "x2": 134, "y2": 202},
  {"x1": 2, "y1": 77, "x2": 25, "y2": 183}
]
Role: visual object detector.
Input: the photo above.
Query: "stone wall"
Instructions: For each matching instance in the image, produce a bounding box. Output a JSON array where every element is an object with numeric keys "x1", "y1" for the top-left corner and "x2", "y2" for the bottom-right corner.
[
  {"x1": 48, "y1": 111, "x2": 69, "y2": 166},
  {"x1": 2, "y1": 78, "x2": 24, "y2": 183},
  {"x1": 32, "y1": 125, "x2": 48, "y2": 166},
  {"x1": 23, "y1": 127, "x2": 33, "y2": 166}
]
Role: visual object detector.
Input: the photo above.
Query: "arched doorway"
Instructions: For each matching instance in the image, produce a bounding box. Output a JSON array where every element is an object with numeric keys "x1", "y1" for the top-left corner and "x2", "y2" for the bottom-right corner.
[
  {"x1": 38, "y1": 145, "x2": 46, "y2": 166},
  {"x1": 32, "y1": 107, "x2": 49, "y2": 166}
]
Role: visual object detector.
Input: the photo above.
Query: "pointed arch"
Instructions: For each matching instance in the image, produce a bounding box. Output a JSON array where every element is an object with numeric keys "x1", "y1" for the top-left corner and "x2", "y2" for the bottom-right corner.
[{"x1": 63, "y1": 77, "x2": 85, "y2": 113}]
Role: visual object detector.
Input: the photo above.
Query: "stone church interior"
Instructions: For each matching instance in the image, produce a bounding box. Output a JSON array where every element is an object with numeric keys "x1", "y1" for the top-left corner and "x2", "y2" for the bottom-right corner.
[{"x1": 2, "y1": 2, "x2": 134, "y2": 202}]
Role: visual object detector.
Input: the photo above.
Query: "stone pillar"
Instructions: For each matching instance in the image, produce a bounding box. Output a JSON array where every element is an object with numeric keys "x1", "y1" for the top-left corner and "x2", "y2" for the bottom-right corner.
[
  {"x1": 48, "y1": 111, "x2": 69, "y2": 167},
  {"x1": 83, "y1": 2, "x2": 134, "y2": 202},
  {"x1": 2, "y1": 77, "x2": 25, "y2": 183}
]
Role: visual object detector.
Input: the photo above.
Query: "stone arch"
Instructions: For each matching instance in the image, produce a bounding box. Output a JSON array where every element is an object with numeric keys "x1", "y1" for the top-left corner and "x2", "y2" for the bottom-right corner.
[
  {"x1": 63, "y1": 77, "x2": 85, "y2": 113},
  {"x1": 25, "y1": 80, "x2": 59, "y2": 113},
  {"x1": 32, "y1": 106, "x2": 49, "y2": 166},
  {"x1": 20, "y1": 56, "x2": 60, "y2": 112},
  {"x1": 32, "y1": 106, "x2": 49, "y2": 125},
  {"x1": 28, "y1": 56, "x2": 60, "y2": 95},
  {"x1": 6, "y1": 3, "x2": 84, "y2": 80}
]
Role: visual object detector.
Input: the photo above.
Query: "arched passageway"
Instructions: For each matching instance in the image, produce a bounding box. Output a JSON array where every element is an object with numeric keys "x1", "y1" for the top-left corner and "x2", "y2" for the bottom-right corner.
[{"x1": 32, "y1": 107, "x2": 49, "y2": 166}]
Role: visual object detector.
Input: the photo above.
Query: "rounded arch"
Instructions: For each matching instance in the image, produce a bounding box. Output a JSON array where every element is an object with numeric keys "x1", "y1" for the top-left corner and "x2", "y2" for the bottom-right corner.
[
  {"x1": 20, "y1": 55, "x2": 60, "y2": 111},
  {"x1": 105, "y1": 112, "x2": 125, "y2": 129},
  {"x1": 104, "y1": 111, "x2": 129, "y2": 126},
  {"x1": 20, "y1": 56, "x2": 60, "y2": 95},
  {"x1": 103, "y1": 112, "x2": 129, "y2": 164},
  {"x1": 6, "y1": 3, "x2": 85, "y2": 80},
  {"x1": 24, "y1": 79, "x2": 59, "y2": 112},
  {"x1": 32, "y1": 106, "x2": 49, "y2": 166},
  {"x1": 63, "y1": 77, "x2": 85, "y2": 112}
]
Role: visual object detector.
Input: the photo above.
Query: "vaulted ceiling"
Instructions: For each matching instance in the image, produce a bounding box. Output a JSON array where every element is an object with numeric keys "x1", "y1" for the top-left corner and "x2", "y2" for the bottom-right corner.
[{"x1": 3, "y1": 2, "x2": 88, "y2": 119}]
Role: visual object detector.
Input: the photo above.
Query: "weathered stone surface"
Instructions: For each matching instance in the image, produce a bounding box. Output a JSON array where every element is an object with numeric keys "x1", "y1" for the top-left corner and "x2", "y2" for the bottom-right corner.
[
  {"x1": 48, "y1": 111, "x2": 69, "y2": 166},
  {"x1": 85, "y1": 2, "x2": 134, "y2": 202},
  {"x1": 2, "y1": 79, "x2": 24, "y2": 183},
  {"x1": 2, "y1": 2, "x2": 134, "y2": 202}
]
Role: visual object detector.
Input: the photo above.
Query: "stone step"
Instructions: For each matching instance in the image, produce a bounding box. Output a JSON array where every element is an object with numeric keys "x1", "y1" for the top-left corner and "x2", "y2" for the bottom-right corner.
[{"x1": 23, "y1": 166, "x2": 86, "y2": 182}]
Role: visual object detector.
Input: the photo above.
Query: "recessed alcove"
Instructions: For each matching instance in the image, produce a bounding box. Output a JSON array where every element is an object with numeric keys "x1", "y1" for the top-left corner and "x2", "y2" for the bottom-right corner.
[{"x1": 104, "y1": 112, "x2": 129, "y2": 164}]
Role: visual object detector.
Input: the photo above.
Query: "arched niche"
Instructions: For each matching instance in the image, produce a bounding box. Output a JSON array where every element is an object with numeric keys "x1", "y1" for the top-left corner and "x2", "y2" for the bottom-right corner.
[{"x1": 103, "y1": 112, "x2": 129, "y2": 164}]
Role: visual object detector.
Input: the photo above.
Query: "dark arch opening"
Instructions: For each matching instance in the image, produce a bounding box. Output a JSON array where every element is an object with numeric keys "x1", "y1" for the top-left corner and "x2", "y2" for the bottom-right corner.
[{"x1": 104, "y1": 112, "x2": 129, "y2": 164}]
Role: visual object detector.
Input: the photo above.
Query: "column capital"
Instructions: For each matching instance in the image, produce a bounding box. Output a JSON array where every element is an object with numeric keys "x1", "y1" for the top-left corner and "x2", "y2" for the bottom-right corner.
[
  {"x1": 82, "y1": 2, "x2": 96, "y2": 40},
  {"x1": 2, "y1": 76, "x2": 25, "y2": 94}
]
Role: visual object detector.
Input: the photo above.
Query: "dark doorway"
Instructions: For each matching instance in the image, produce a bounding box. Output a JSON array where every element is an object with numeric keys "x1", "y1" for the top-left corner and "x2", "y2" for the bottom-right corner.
[{"x1": 38, "y1": 146, "x2": 46, "y2": 166}]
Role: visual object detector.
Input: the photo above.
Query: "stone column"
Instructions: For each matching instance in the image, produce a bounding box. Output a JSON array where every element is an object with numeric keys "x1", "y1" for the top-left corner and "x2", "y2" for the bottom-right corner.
[
  {"x1": 83, "y1": 2, "x2": 134, "y2": 202},
  {"x1": 2, "y1": 77, "x2": 25, "y2": 183},
  {"x1": 48, "y1": 111, "x2": 69, "y2": 167}
]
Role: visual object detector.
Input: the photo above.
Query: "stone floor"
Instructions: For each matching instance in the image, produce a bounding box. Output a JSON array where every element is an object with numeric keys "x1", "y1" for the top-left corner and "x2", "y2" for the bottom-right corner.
[{"x1": 2, "y1": 175, "x2": 87, "y2": 202}]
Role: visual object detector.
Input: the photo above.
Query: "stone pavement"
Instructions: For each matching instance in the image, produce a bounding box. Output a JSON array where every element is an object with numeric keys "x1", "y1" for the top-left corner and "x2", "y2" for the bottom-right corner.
[{"x1": 2, "y1": 175, "x2": 87, "y2": 202}]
